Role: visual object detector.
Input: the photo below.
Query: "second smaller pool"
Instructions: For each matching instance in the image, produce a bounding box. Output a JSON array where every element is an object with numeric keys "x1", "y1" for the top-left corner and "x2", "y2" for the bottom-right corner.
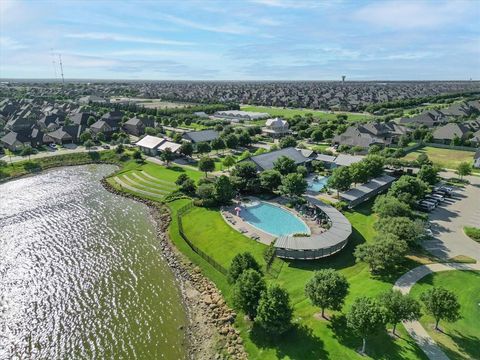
[
  {"x1": 306, "y1": 175, "x2": 329, "y2": 192},
  {"x1": 241, "y1": 201, "x2": 310, "y2": 237}
]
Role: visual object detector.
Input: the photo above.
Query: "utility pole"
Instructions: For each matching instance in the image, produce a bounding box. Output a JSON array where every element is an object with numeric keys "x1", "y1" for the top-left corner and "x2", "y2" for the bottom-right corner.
[{"x1": 58, "y1": 54, "x2": 65, "y2": 85}]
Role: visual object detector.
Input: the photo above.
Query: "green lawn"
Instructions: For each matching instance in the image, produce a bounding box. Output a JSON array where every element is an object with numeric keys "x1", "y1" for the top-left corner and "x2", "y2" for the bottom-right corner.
[
  {"x1": 409, "y1": 271, "x2": 480, "y2": 360},
  {"x1": 172, "y1": 200, "x2": 428, "y2": 360},
  {"x1": 403, "y1": 146, "x2": 476, "y2": 170},
  {"x1": 241, "y1": 105, "x2": 373, "y2": 122},
  {"x1": 464, "y1": 226, "x2": 480, "y2": 242}
]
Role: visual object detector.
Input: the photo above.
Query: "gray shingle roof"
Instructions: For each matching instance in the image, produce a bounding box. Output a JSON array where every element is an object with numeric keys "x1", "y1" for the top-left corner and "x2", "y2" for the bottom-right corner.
[
  {"x1": 183, "y1": 129, "x2": 219, "y2": 143},
  {"x1": 247, "y1": 147, "x2": 308, "y2": 171}
]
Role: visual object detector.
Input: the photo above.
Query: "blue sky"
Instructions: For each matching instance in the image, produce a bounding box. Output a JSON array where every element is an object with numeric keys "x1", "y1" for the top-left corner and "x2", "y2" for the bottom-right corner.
[{"x1": 1, "y1": 0, "x2": 479, "y2": 80}]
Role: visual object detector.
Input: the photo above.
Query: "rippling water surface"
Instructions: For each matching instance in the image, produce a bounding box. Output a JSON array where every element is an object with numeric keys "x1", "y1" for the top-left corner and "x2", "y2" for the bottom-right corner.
[{"x1": 0, "y1": 165, "x2": 186, "y2": 359}]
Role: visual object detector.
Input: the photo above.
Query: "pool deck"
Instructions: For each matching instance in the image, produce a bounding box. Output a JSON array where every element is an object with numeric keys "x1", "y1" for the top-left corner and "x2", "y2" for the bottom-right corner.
[{"x1": 220, "y1": 197, "x2": 328, "y2": 246}]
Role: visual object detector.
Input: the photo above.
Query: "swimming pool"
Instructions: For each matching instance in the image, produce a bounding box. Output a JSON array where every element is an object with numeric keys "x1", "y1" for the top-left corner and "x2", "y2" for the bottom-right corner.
[
  {"x1": 241, "y1": 201, "x2": 310, "y2": 237},
  {"x1": 306, "y1": 175, "x2": 329, "y2": 192}
]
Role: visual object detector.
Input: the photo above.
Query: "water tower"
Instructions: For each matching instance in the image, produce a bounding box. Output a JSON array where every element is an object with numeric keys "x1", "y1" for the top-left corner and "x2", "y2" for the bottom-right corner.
[{"x1": 342, "y1": 75, "x2": 346, "y2": 83}]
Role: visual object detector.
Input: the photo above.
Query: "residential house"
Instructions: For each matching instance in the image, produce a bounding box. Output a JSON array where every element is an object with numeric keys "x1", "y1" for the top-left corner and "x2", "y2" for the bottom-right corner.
[
  {"x1": 44, "y1": 125, "x2": 84, "y2": 144},
  {"x1": 262, "y1": 118, "x2": 290, "y2": 138},
  {"x1": 6, "y1": 117, "x2": 36, "y2": 132},
  {"x1": 71, "y1": 112, "x2": 95, "y2": 127},
  {"x1": 182, "y1": 129, "x2": 219, "y2": 144},
  {"x1": 474, "y1": 149, "x2": 480, "y2": 169},
  {"x1": 399, "y1": 110, "x2": 446, "y2": 128},
  {"x1": 432, "y1": 123, "x2": 470, "y2": 144},
  {"x1": 0, "y1": 126, "x2": 44, "y2": 151},
  {"x1": 38, "y1": 114, "x2": 61, "y2": 131},
  {"x1": 136, "y1": 135, "x2": 181, "y2": 156},
  {"x1": 333, "y1": 122, "x2": 409, "y2": 148},
  {"x1": 123, "y1": 117, "x2": 155, "y2": 136},
  {"x1": 213, "y1": 110, "x2": 269, "y2": 122},
  {"x1": 90, "y1": 118, "x2": 121, "y2": 137},
  {"x1": 244, "y1": 147, "x2": 310, "y2": 171}
]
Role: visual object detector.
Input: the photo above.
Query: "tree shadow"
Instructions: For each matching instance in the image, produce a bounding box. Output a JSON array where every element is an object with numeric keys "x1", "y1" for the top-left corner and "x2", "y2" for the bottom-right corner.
[
  {"x1": 328, "y1": 314, "x2": 428, "y2": 360},
  {"x1": 440, "y1": 331, "x2": 480, "y2": 360},
  {"x1": 249, "y1": 322, "x2": 328, "y2": 359},
  {"x1": 168, "y1": 165, "x2": 186, "y2": 173}
]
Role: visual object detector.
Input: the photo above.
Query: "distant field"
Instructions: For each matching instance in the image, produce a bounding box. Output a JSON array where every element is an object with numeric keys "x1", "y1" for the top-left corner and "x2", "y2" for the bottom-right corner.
[
  {"x1": 403, "y1": 146, "x2": 476, "y2": 170},
  {"x1": 112, "y1": 98, "x2": 195, "y2": 109},
  {"x1": 241, "y1": 105, "x2": 373, "y2": 122}
]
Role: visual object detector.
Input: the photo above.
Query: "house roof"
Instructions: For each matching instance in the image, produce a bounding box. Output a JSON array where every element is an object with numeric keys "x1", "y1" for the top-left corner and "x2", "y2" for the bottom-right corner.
[
  {"x1": 157, "y1": 140, "x2": 182, "y2": 153},
  {"x1": 247, "y1": 147, "x2": 309, "y2": 171},
  {"x1": 183, "y1": 129, "x2": 219, "y2": 143},
  {"x1": 0, "y1": 131, "x2": 30, "y2": 146},
  {"x1": 432, "y1": 123, "x2": 470, "y2": 140},
  {"x1": 333, "y1": 154, "x2": 364, "y2": 166},
  {"x1": 136, "y1": 135, "x2": 165, "y2": 149},
  {"x1": 340, "y1": 175, "x2": 396, "y2": 203},
  {"x1": 48, "y1": 125, "x2": 82, "y2": 140}
]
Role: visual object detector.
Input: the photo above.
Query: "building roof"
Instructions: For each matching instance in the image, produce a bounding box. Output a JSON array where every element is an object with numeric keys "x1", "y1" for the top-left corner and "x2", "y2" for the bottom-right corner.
[
  {"x1": 333, "y1": 154, "x2": 364, "y2": 166},
  {"x1": 340, "y1": 175, "x2": 396, "y2": 204},
  {"x1": 183, "y1": 129, "x2": 219, "y2": 143},
  {"x1": 265, "y1": 117, "x2": 288, "y2": 127},
  {"x1": 432, "y1": 123, "x2": 470, "y2": 140},
  {"x1": 157, "y1": 140, "x2": 182, "y2": 153},
  {"x1": 247, "y1": 147, "x2": 309, "y2": 171},
  {"x1": 215, "y1": 110, "x2": 269, "y2": 119},
  {"x1": 136, "y1": 135, "x2": 165, "y2": 149},
  {"x1": 315, "y1": 154, "x2": 337, "y2": 163},
  {"x1": 0, "y1": 131, "x2": 30, "y2": 146}
]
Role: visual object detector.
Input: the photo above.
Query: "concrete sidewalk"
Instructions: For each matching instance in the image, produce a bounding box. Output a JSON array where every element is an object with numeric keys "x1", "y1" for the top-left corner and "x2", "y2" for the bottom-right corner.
[{"x1": 393, "y1": 262, "x2": 480, "y2": 360}]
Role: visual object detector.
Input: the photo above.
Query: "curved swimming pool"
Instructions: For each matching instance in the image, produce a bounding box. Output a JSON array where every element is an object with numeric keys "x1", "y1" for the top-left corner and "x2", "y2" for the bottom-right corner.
[{"x1": 241, "y1": 201, "x2": 310, "y2": 237}]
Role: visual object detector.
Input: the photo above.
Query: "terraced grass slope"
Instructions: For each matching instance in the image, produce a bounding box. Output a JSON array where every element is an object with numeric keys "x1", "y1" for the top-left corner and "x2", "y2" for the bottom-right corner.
[{"x1": 108, "y1": 163, "x2": 202, "y2": 201}]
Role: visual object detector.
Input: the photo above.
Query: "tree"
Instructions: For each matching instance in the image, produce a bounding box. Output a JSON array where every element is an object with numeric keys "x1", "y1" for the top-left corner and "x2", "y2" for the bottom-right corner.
[
  {"x1": 273, "y1": 156, "x2": 297, "y2": 175},
  {"x1": 133, "y1": 149, "x2": 143, "y2": 161},
  {"x1": 179, "y1": 142, "x2": 193, "y2": 158},
  {"x1": 374, "y1": 216, "x2": 424, "y2": 246},
  {"x1": 296, "y1": 165, "x2": 308, "y2": 178},
  {"x1": 237, "y1": 131, "x2": 252, "y2": 147},
  {"x1": 228, "y1": 252, "x2": 262, "y2": 284},
  {"x1": 305, "y1": 269, "x2": 349, "y2": 319},
  {"x1": 175, "y1": 173, "x2": 189, "y2": 186},
  {"x1": 160, "y1": 148, "x2": 174, "y2": 166},
  {"x1": 388, "y1": 175, "x2": 428, "y2": 205},
  {"x1": 327, "y1": 166, "x2": 352, "y2": 197},
  {"x1": 362, "y1": 155, "x2": 384, "y2": 178},
  {"x1": 196, "y1": 142, "x2": 211, "y2": 155},
  {"x1": 145, "y1": 127, "x2": 156, "y2": 136},
  {"x1": 180, "y1": 178, "x2": 196, "y2": 194},
  {"x1": 115, "y1": 143, "x2": 124, "y2": 154},
  {"x1": 310, "y1": 129, "x2": 323, "y2": 142},
  {"x1": 255, "y1": 285, "x2": 293, "y2": 336},
  {"x1": 84, "y1": 139, "x2": 94, "y2": 150},
  {"x1": 87, "y1": 116, "x2": 96, "y2": 127},
  {"x1": 230, "y1": 161, "x2": 260, "y2": 193},
  {"x1": 398, "y1": 134, "x2": 410, "y2": 147},
  {"x1": 20, "y1": 146, "x2": 34, "y2": 160},
  {"x1": 373, "y1": 195, "x2": 412, "y2": 218},
  {"x1": 211, "y1": 137, "x2": 226, "y2": 153},
  {"x1": 380, "y1": 290, "x2": 421, "y2": 335},
  {"x1": 347, "y1": 296, "x2": 387, "y2": 354},
  {"x1": 196, "y1": 183, "x2": 216, "y2": 205},
  {"x1": 214, "y1": 175, "x2": 235, "y2": 205},
  {"x1": 96, "y1": 132, "x2": 106, "y2": 142},
  {"x1": 80, "y1": 131, "x2": 92, "y2": 143},
  {"x1": 349, "y1": 161, "x2": 368, "y2": 185},
  {"x1": 224, "y1": 134, "x2": 239, "y2": 149},
  {"x1": 280, "y1": 173, "x2": 308, "y2": 198},
  {"x1": 451, "y1": 134, "x2": 462, "y2": 146},
  {"x1": 456, "y1": 162, "x2": 472, "y2": 180},
  {"x1": 420, "y1": 287, "x2": 460, "y2": 330},
  {"x1": 222, "y1": 155, "x2": 236, "y2": 170},
  {"x1": 323, "y1": 128, "x2": 333, "y2": 139},
  {"x1": 423, "y1": 132, "x2": 434, "y2": 143},
  {"x1": 232, "y1": 269, "x2": 266, "y2": 319},
  {"x1": 354, "y1": 234, "x2": 408, "y2": 274},
  {"x1": 416, "y1": 153, "x2": 431, "y2": 166},
  {"x1": 418, "y1": 164, "x2": 438, "y2": 185},
  {"x1": 198, "y1": 157, "x2": 215, "y2": 177},
  {"x1": 260, "y1": 169, "x2": 282, "y2": 193},
  {"x1": 279, "y1": 135, "x2": 297, "y2": 148}
]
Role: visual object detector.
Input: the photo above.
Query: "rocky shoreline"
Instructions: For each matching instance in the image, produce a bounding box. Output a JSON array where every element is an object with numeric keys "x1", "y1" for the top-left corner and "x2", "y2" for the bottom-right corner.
[{"x1": 101, "y1": 178, "x2": 248, "y2": 360}]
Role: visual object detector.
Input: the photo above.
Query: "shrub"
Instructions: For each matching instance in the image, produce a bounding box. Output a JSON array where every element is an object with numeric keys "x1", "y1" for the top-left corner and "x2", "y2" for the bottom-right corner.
[{"x1": 464, "y1": 226, "x2": 480, "y2": 241}]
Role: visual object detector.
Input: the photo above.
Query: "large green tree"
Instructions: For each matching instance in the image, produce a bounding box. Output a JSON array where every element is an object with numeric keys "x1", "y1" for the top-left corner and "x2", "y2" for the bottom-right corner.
[
  {"x1": 198, "y1": 157, "x2": 215, "y2": 177},
  {"x1": 456, "y1": 162, "x2": 472, "y2": 180},
  {"x1": 305, "y1": 269, "x2": 349, "y2": 319},
  {"x1": 354, "y1": 234, "x2": 408, "y2": 274},
  {"x1": 388, "y1": 175, "x2": 428, "y2": 205},
  {"x1": 420, "y1": 287, "x2": 460, "y2": 330},
  {"x1": 373, "y1": 195, "x2": 412, "y2": 218},
  {"x1": 255, "y1": 285, "x2": 293, "y2": 336},
  {"x1": 179, "y1": 142, "x2": 193, "y2": 157},
  {"x1": 327, "y1": 166, "x2": 352, "y2": 197},
  {"x1": 362, "y1": 155, "x2": 384, "y2": 178},
  {"x1": 380, "y1": 290, "x2": 421, "y2": 335},
  {"x1": 280, "y1": 173, "x2": 308, "y2": 198},
  {"x1": 374, "y1": 216, "x2": 425, "y2": 246},
  {"x1": 273, "y1": 156, "x2": 297, "y2": 175},
  {"x1": 230, "y1": 161, "x2": 260, "y2": 193},
  {"x1": 417, "y1": 164, "x2": 438, "y2": 185},
  {"x1": 214, "y1": 175, "x2": 235, "y2": 205},
  {"x1": 349, "y1": 161, "x2": 369, "y2": 185},
  {"x1": 232, "y1": 269, "x2": 266, "y2": 319},
  {"x1": 279, "y1": 135, "x2": 297, "y2": 148},
  {"x1": 260, "y1": 169, "x2": 282, "y2": 193},
  {"x1": 347, "y1": 296, "x2": 387, "y2": 355},
  {"x1": 228, "y1": 252, "x2": 262, "y2": 284}
]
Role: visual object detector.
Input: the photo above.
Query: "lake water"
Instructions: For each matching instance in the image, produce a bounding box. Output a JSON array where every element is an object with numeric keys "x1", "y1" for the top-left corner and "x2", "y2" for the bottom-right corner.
[{"x1": 0, "y1": 165, "x2": 187, "y2": 359}]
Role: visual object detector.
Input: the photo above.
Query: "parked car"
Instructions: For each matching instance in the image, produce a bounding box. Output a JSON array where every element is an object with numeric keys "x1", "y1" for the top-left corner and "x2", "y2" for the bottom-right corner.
[
  {"x1": 424, "y1": 196, "x2": 439, "y2": 205},
  {"x1": 102, "y1": 145, "x2": 110, "y2": 149},
  {"x1": 418, "y1": 203, "x2": 434, "y2": 212},
  {"x1": 49, "y1": 143, "x2": 57, "y2": 150},
  {"x1": 421, "y1": 199, "x2": 437, "y2": 208},
  {"x1": 430, "y1": 193, "x2": 445, "y2": 202}
]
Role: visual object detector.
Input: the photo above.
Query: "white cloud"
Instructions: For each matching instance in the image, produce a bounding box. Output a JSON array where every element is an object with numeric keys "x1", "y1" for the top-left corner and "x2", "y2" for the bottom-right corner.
[
  {"x1": 249, "y1": 0, "x2": 323, "y2": 9},
  {"x1": 161, "y1": 14, "x2": 252, "y2": 34},
  {"x1": 64, "y1": 32, "x2": 193, "y2": 46},
  {"x1": 0, "y1": 36, "x2": 26, "y2": 50},
  {"x1": 354, "y1": 1, "x2": 474, "y2": 30}
]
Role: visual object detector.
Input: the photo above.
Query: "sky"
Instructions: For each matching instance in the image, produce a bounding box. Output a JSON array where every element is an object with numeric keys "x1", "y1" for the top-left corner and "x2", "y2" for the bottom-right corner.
[{"x1": 0, "y1": 0, "x2": 479, "y2": 80}]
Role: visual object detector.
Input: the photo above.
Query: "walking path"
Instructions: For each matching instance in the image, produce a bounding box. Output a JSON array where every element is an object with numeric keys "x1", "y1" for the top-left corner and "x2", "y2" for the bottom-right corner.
[
  {"x1": 393, "y1": 262, "x2": 480, "y2": 360},
  {"x1": 1, "y1": 145, "x2": 116, "y2": 163}
]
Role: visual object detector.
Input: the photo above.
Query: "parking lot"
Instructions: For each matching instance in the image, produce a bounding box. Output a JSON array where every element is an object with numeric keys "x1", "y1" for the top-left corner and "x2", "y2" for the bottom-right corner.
[{"x1": 423, "y1": 179, "x2": 480, "y2": 261}]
